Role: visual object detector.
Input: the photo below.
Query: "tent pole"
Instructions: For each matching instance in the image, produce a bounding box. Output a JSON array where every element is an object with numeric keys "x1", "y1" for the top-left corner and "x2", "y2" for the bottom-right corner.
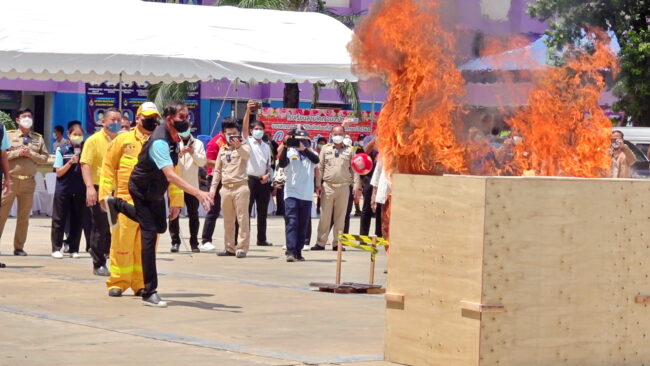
[
  {"x1": 118, "y1": 72, "x2": 123, "y2": 111},
  {"x1": 234, "y1": 77, "x2": 239, "y2": 119}
]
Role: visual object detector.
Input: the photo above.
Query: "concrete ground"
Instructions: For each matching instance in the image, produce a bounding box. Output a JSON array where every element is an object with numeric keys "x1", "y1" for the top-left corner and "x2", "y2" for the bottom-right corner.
[{"x1": 0, "y1": 216, "x2": 395, "y2": 366}]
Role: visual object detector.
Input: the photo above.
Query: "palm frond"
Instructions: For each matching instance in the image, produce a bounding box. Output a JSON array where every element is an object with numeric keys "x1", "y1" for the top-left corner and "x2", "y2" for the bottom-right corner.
[
  {"x1": 311, "y1": 81, "x2": 325, "y2": 107},
  {"x1": 215, "y1": 0, "x2": 297, "y2": 10},
  {"x1": 335, "y1": 81, "x2": 361, "y2": 117},
  {"x1": 147, "y1": 82, "x2": 195, "y2": 112}
]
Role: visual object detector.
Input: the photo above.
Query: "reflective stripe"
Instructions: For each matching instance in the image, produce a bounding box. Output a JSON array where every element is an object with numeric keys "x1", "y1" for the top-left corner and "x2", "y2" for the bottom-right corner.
[
  {"x1": 169, "y1": 186, "x2": 183, "y2": 194},
  {"x1": 119, "y1": 156, "x2": 138, "y2": 166},
  {"x1": 109, "y1": 264, "x2": 143, "y2": 274}
]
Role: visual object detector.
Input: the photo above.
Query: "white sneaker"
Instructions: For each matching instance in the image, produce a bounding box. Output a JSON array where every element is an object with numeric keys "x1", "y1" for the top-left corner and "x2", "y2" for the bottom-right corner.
[
  {"x1": 70, "y1": 252, "x2": 81, "y2": 259},
  {"x1": 282, "y1": 245, "x2": 287, "y2": 250},
  {"x1": 201, "y1": 242, "x2": 216, "y2": 251},
  {"x1": 51, "y1": 251, "x2": 64, "y2": 259}
]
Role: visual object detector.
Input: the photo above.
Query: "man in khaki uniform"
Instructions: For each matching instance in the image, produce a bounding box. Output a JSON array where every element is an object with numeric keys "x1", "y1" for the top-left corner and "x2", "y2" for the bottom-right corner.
[
  {"x1": 210, "y1": 118, "x2": 251, "y2": 258},
  {"x1": 0, "y1": 108, "x2": 49, "y2": 256},
  {"x1": 312, "y1": 125, "x2": 361, "y2": 251}
]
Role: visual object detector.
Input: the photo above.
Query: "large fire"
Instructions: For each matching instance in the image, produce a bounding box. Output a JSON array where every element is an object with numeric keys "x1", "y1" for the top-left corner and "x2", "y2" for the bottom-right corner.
[
  {"x1": 348, "y1": 0, "x2": 466, "y2": 175},
  {"x1": 506, "y1": 31, "x2": 617, "y2": 177},
  {"x1": 350, "y1": 0, "x2": 618, "y2": 179}
]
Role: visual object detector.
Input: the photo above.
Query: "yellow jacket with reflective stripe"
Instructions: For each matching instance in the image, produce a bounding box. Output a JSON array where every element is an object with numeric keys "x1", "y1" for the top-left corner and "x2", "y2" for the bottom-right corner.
[
  {"x1": 99, "y1": 128, "x2": 148, "y2": 204},
  {"x1": 98, "y1": 127, "x2": 184, "y2": 207}
]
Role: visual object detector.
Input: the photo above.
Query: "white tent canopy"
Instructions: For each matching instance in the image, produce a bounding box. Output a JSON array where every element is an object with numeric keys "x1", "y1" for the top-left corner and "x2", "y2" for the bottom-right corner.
[{"x1": 0, "y1": 0, "x2": 356, "y2": 84}]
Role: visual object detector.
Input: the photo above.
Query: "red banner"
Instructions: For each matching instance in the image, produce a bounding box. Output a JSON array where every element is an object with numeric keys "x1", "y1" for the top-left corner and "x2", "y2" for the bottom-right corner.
[{"x1": 258, "y1": 108, "x2": 379, "y2": 143}]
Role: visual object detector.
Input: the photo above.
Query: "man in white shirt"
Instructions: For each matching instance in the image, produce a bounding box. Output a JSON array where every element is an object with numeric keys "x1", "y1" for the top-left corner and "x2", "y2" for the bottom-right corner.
[
  {"x1": 168, "y1": 128, "x2": 207, "y2": 253},
  {"x1": 235, "y1": 100, "x2": 273, "y2": 247}
]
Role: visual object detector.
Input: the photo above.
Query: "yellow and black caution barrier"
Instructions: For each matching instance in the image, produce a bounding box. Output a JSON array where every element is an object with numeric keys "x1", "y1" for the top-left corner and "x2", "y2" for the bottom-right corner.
[{"x1": 336, "y1": 234, "x2": 389, "y2": 285}]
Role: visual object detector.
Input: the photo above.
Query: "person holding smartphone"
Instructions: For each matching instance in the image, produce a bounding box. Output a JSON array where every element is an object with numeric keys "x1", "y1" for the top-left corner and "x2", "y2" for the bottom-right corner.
[{"x1": 210, "y1": 117, "x2": 252, "y2": 258}]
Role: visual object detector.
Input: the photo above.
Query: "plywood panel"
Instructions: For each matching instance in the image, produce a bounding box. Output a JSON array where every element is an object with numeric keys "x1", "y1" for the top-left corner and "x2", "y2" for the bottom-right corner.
[
  {"x1": 385, "y1": 175, "x2": 486, "y2": 366},
  {"x1": 480, "y1": 177, "x2": 650, "y2": 366}
]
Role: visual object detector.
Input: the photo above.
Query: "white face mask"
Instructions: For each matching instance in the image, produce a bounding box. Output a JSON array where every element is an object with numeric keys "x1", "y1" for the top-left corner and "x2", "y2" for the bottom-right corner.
[
  {"x1": 343, "y1": 137, "x2": 353, "y2": 146},
  {"x1": 19, "y1": 117, "x2": 33, "y2": 129},
  {"x1": 252, "y1": 129, "x2": 264, "y2": 140},
  {"x1": 332, "y1": 135, "x2": 344, "y2": 145}
]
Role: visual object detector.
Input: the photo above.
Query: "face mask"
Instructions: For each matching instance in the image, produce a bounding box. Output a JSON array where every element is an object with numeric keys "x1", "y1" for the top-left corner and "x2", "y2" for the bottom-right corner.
[
  {"x1": 19, "y1": 117, "x2": 33, "y2": 129},
  {"x1": 343, "y1": 137, "x2": 353, "y2": 146},
  {"x1": 52, "y1": 133, "x2": 58, "y2": 139},
  {"x1": 142, "y1": 117, "x2": 159, "y2": 132},
  {"x1": 178, "y1": 130, "x2": 192, "y2": 138},
  {"x1": 107, "y1": 122, "x2": 121, "y2": 134},
  {"x1": 332, "y1": 135, "x2": 344, "y2": 145},
  {"x1": 317, "y1": 144, "x2": 325, "y2": 150},
  {"x1": 69, "y1": 135, "x2": 84, "y2": 146},
  {"x1": 173, "y1": 120, "x2": 190, "y2": 133},
  {"x1": 252, "y1": 129, "x2": 264, "y2": 140}
]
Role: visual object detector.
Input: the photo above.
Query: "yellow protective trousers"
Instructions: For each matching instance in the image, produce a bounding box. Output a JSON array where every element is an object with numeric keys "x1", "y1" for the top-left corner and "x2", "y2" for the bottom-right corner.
[
  {"x1": 99, "y1": 128, "x2": 148, "y2": 293},
  {"x1": 107, "y1": 215, "x2": 144, "y2": 292}
]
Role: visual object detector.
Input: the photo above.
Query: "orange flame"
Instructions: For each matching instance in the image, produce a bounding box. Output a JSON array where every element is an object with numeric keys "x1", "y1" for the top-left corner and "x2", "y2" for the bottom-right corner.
[
  {"x1": 349, "y1": 0, "x2": 466, "y2": 175},
  {"x1": 506, "y1": 31, "x2": 618, "y2": 177}
]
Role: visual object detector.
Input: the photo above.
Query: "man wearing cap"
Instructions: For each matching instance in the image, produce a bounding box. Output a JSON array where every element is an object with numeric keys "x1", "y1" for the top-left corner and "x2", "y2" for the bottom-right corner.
[
  {"x1": 98, "y1": 102, "x2": 160, "y2": 297},
  {"x1": 81, "y1": 108, "x2": 122, "y2": 276},
  {"x1": 312, "y1": 125, "x2": 361, "y2": 251},
  {"x1": 0, "y1": 108, "x2": 48, "y2": 257}
]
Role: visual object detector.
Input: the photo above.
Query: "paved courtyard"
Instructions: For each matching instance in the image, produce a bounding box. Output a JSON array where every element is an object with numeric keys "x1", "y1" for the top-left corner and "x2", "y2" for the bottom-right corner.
[{"x1": 0, "y1": 216, "x2": 394, "y2": 366}]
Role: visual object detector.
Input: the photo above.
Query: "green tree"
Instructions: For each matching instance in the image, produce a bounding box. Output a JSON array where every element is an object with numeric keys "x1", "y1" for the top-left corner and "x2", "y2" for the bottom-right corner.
[
  {"x1": 0, "y1": 110, "x2": 15, "y2": 130},
  {"x1": 147, "y1": 81, "x2": 197, "y2": 113},
  {"x1": 528, "y1": 0, "x2": 650, "y2": 125}
]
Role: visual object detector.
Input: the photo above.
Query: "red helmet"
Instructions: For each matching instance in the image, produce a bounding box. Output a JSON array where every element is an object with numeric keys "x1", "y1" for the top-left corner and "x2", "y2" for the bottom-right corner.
[{"x1": 351, "y1": 153, "x2": 373, "y2": 175}]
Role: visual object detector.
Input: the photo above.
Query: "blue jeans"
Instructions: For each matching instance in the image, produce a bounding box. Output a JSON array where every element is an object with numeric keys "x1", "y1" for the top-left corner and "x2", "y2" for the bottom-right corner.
[{"x1": 284, "y1": 197, "x2": 312, "y2": 258}]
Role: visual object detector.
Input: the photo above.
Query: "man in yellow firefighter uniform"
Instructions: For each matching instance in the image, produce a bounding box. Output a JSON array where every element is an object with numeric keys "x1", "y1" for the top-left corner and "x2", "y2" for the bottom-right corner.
[{"x1": 98, "y1": 102, "x2": 182, "y2": 297}]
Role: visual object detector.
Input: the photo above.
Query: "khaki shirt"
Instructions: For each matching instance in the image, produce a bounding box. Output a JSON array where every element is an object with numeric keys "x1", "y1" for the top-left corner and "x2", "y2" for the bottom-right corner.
[
  {"x1": 210, "y1": 142, "x2": 251, "y2": 193},
  {"x1": 317, "y1": 143, "x2": 361, "y2": 190},
  {"x1": 6, "y1": 129, "x2": 49, "y2": 177}
]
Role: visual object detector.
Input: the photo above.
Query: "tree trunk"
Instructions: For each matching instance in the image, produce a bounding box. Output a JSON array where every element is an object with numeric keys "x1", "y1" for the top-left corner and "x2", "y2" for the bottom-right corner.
[{"x1": 283, "y1": 83, "x2": 300, "y2": 108}]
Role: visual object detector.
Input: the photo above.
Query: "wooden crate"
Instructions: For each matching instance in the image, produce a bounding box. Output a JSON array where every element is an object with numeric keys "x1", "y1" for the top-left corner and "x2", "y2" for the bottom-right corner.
[{"x1": 385, "y1": 174, "x2": 650, "y2": 366}]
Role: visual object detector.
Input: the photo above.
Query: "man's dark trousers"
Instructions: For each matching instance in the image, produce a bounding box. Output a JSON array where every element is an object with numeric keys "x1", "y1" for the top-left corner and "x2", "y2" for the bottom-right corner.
[
  {"x1": 90, "y1": 185, "x2": 111, "y2": 269},
  {"x1": 201, "y1": 177, "x2": 221, "y2": 244},
  {"x1": 169, "y1": 192, "x2": 200, "y2": 248},
  {"x1": 284, "y1": 197, "x2": 311, "y2": 258}
]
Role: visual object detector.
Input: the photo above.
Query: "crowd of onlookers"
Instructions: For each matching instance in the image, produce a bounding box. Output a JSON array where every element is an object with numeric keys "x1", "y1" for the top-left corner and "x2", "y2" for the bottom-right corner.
[{"x1": 0, "y1": 101, "x2": 390, "y2": 277}]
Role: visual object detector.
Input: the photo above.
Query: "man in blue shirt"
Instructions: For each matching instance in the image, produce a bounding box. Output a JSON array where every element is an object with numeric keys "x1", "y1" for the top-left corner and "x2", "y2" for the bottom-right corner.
[
  {"x1": 278, "y1": 129, "x2": 319, "y2": 262},
  {"x1": 105, "y1": 101, "x2": 212, "y2": 307},
  {"x1": 0, "y1": 124, "x2": 11, "y2": 268}
]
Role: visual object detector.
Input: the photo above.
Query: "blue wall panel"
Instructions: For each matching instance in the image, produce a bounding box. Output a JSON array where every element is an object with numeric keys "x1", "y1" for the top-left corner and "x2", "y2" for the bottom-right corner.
[{"x1": 53, "y1": 93, "x2": 85, "y2": 134}]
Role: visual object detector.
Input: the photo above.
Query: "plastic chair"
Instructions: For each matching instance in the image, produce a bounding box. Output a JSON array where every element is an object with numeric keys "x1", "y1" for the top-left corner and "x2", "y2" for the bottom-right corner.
[
  {"x1": 196, "y1": 135, "x2": 212, "y2": 148},
  {"x1": 33, "y1": 172, "x2": 51, "y2": 216}
]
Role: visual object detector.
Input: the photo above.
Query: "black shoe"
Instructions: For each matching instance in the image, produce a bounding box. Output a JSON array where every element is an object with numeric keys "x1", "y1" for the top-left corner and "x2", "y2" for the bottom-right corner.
[
  {"x1": 13, "y1": 249, "x2": 27, "y2": 256},
  {"x1": 217, "y1": 251, "x2": 235, "y2": 256},
  {"x1": 105, "y1": 196, "x2": 119, "y2": 227},
  {"x1": 286, "y1": 255, "x2": 296, "y2": 262},
  {"x1": 296, "y1": 256, "x2": 305, "y2": 262},
  {"x1": 108, "y1": 288, "x2": 122, "y2": 297},
  {"x1": 311, "y1": 245, "x2": 325, "y2": 251},
  {"x1": 170, "y1": 244, "x2": 179, "y2": 253},
  {"x1": 332, "y1": 246, "x2": 346, "y2": 252},
  {"x1": 191, "y1": 247, "x2": 200, "y2": 253},
  {"x1": 93, "y1": 266, "x2": 110, "y2": 276},
  {"x1": 0, "y1": 262, "x2": 5, "y2": 268},
  {"x1": 62, "y1": 243, "x2": 70, "y2": 254},
  {"x1": 141, "y1": 293, "x2": 167, "y2": 308},
  {"x1": 134, "y1": 289, "x2": 144, "y2": 297},
  {"x1": 257, "y1": 241, "x2": 273, "y2": 246}
]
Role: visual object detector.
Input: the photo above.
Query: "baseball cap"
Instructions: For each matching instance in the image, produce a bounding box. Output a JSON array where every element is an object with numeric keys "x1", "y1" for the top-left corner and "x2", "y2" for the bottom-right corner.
[{"x1": 137, "y1": 102, "x2": 160, "y2": 117}]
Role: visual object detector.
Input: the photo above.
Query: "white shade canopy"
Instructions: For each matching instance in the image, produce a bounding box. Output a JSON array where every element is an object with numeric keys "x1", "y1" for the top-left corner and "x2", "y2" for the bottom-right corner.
[{"x1": 0, "y1": 0, "x2": 356, "y2": 83}]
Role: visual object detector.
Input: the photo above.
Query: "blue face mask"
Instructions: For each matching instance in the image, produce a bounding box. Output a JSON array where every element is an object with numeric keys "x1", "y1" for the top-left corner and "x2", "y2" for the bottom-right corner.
[
  {"x1": 107, "y1": 122, "x2": 121, "y2": 134},
  {"x1": 179, "y1": 130, "x2": 192, "y2": 138}
]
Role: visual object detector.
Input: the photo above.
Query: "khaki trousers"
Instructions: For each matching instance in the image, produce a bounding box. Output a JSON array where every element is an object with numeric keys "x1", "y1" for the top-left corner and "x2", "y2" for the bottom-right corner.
[
  {"x1": 316, "y1": 182, "x2": 351, "y2": 247},
  {"x1": 221, "y1": 183, "x2": 250, "y2": 253},
  {"x1": 0, "y1": 177, "x2": 36, "y2": 250}
]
